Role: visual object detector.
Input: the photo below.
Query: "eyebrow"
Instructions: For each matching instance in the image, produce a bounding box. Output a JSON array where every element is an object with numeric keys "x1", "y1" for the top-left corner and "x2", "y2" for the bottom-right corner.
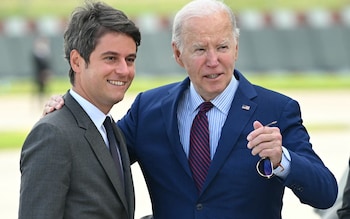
[
  {"x1": 192, "y1": 43, "x2": 206, "y2": 49},
  {"x1": 101, "y1": 51, "x2": 137, "y2": 58}
]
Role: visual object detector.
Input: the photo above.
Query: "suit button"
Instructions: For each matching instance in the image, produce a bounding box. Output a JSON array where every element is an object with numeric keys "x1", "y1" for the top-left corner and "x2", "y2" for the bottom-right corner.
[{"x1": 196, "y1": 203, "x2": 203, "y2": 210}]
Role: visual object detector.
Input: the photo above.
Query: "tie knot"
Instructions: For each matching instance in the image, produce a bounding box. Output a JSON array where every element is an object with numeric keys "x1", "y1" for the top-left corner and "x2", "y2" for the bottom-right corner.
[
  {"x1": 104, "y1": 116, "x2": 112, "y2": 128},
  {"x1": 199, "y1": 102, "x2": 213, "y2": 113}
]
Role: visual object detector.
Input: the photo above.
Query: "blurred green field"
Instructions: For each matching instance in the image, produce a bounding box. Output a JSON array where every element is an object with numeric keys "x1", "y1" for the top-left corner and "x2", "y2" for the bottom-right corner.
[
  {"x1": 0, "y1": 0, "x2": 349, "y2": 18},
  {"x1": 1, "y1": 73, "x2": 350, "y2": 96},
  {"x1": 1, "y1": 73, "x2": 350, "y2": 150}
]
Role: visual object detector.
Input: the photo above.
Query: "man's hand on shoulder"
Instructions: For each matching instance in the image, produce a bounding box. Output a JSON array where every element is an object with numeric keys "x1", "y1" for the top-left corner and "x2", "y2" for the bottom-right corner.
[{"x1": 42, "y1": 95, "x2": 65, "y2": 117}]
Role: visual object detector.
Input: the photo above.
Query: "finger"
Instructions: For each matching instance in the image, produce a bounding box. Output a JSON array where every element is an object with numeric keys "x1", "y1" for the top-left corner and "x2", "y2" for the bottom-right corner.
[
  {"x1": 248, "y1": 129, "x2": 281, "y2": 150},
  {"x1": 252, "y1": 137, "x2": 280, "y2": 152},
  {"x1": 250, "y1": 137, "x2": 273, "y2": 155},
  {"x1": 53, "y1": 101, "x2": 64, "y2": 109},
  {"x1": 42, "y1": 106, "x2": 53, "y2": 117},
  {"x1": 247, "y1": 133, "x2": 266, "y2": 149},
  {"x1": 247, "y1": 121, "x2": 262, "y2": 141},
  {"x1": 54, "y1": 95, "x2": 64, "y2": 108},
  {"x1": 247, "y1": 123, "x2": 269, "y2": 146},
  {"x1": 253, "y1": 120, "x2": 263, "y2": 130},
  {"x1": 54, "y1": 96, "x2": 64, "y2": 104}
]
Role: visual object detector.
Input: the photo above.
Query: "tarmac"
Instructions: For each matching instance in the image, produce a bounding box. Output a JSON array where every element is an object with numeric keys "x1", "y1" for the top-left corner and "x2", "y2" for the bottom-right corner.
[{"x1": 1, "y1": 89, "x2": 350, "y2": 219}]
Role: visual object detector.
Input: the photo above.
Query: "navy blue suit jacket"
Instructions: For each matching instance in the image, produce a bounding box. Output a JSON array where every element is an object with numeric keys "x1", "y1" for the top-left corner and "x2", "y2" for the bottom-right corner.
[{"x1": 118, "y1": 70, "x2": 337, "y2": 219}]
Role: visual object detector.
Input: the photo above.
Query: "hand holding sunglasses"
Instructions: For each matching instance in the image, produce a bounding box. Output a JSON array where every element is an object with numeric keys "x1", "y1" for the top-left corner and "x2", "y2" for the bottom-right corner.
[{"x1": 247, "y1": 120, "x2": 283, "y2": 178}]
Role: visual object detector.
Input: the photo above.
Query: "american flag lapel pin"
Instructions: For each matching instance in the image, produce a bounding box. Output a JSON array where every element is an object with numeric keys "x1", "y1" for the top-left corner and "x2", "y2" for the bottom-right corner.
[{"x1": 241, "y1": 104, "x2": 250, "y2": 111}]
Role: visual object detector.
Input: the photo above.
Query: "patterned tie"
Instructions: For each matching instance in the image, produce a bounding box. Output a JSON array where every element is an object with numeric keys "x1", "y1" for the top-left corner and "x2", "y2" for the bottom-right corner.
[
  {"x1": 189, "y1": 101, "x2": 214, "y2": 192},
  {"x1": 104, "y1": 116, "x2": 124, "y2": 187}
]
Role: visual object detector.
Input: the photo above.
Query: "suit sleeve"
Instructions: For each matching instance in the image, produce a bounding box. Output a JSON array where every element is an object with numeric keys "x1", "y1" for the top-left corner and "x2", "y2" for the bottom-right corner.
[
  {"x1": 117, "y1": 92, "x2": 142, "y2": 164},
  {"x1": 19, "y1": 122, "x2": 71, "y2": 219},
  {"x1": 281, "y1": 99, "x2": 338, "y2": 209}
]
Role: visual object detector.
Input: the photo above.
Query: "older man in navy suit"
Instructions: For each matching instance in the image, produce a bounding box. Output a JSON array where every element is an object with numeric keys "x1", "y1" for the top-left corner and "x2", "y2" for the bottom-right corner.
[{"x1": 119, "y1": 0, "x2": 337, "y2": 218}]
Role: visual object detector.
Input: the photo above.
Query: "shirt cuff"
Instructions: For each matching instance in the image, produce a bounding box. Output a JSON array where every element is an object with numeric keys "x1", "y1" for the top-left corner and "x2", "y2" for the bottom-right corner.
[{"x1": 273, "y1": 146, "x2": 291, "y2": 179}]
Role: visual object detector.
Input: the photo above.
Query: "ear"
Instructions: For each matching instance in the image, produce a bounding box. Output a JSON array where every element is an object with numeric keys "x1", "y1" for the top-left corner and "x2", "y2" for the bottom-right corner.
[
  {"x1": 70, "y1": 49, "x2": 83, "y2": 73},
  {"x1": 234, "y1": 42, "x2": 239, "y2": 61},
  {"x1": 172, "y1": 42, "x2": 184, "y2": 67}
]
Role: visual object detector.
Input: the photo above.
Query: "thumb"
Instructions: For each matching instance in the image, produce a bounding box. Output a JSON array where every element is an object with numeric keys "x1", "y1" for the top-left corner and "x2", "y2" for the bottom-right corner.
[{"x1": 253, "y1": 120, "x2": 263, "y2": 130}]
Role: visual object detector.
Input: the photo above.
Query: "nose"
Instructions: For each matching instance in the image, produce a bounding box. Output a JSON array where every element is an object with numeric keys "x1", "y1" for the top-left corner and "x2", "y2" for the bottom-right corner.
[
  {"x1": 206, "y1": 50, "x2": 219, "y2": 67},
  {"x1": 115, "y1": 59, "x2": 129, "y2": 74}
]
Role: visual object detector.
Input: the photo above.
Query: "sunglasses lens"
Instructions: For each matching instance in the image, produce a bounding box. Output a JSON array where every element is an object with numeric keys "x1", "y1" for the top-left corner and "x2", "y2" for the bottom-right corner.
[
  {"x1": 257, "y1": 158, "x2": 273, "y2": 178},
  {"x1": 263, "y1": 159, "x2": 273, "y2": 175}
]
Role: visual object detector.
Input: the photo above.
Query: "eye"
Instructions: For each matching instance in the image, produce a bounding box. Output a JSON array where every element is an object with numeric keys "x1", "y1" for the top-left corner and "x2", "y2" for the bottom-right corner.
[
  {"x1": 218, "y1": 45, "x2": 229, "y2": 51},
  {"x1": 126, "y1": 56, "x2": 136, "y2": 65},
  {"x1": 194, "y1": 48, "x2": 206, "y2": 54},
  {"x1": 104, "y1": 56, "x2": 116, "y2": 62}
]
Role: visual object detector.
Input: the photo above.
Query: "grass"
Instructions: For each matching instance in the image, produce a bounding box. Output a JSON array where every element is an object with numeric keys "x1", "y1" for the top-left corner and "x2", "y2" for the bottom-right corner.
[
  {"x1": 0, "y1": 131, "x2": 28, "y2": 150},
  {"x1": 0, "y1": 0, "x2": 349, "y2": 18},
  {"x1": 1, "y1": 73, "x2": 350, "y2": 96},
  {"x1": 246, "y1": 73, "x2": 350, "y2": 90},
  {"x1": 1, "y1": 73, "x2": 350, "y2": 150}
]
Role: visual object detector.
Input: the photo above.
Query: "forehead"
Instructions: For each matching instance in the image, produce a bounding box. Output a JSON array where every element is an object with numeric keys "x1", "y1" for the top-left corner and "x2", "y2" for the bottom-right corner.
[
  {"x1": 182, "y1": 11, "x2": 234, "y2": 43},
  {"x1": 94, "y1": 32, "x2": 136, "y2": 54}
]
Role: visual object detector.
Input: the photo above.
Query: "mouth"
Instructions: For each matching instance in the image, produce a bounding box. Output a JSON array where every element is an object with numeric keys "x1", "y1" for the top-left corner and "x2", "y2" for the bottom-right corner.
[
  {"x1": 107, "y1": 80, "x2": 127, "y2": 86},
  {"x1": 205, "y1": 73, "x2": 222, "y2": 79}
]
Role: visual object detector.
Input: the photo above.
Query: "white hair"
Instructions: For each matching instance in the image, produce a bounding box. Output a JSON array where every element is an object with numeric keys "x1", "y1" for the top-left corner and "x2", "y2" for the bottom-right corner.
[{"x1": 172, "y1": 0, "x2": 240, "y2": 51}]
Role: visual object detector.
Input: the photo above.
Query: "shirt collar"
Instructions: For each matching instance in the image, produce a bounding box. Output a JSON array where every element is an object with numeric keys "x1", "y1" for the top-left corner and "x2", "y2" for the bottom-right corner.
[
  {"x1": 69, "y1": 89, "x2": 109, "y2": 130},
  {"x1": 189, "y1": 76, "x2": 239, "y2": 115}
]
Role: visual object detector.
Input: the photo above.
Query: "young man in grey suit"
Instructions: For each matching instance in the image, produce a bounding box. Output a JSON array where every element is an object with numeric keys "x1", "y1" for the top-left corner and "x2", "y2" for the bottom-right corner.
[{"x1": 19, "y1": 2, "x2": 141, "y2": 219}]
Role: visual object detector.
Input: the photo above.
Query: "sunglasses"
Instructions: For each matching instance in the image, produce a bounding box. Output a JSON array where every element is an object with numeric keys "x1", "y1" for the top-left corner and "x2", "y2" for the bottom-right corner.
[
  {"x1": 255, "y1": 121, "x2": 277, "y2": 179},
  {"x1": 256, "y1": 157, "x2": 274, "y2": 178}
]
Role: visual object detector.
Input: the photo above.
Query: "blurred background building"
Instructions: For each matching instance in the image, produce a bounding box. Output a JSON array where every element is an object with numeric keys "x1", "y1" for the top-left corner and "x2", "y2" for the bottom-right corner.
[{"x1": 0, "y1": 7, "x2": 350, "y2": 78}]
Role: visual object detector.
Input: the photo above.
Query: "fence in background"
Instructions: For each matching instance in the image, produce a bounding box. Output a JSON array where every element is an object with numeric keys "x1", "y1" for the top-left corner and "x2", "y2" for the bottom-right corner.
[{"x1": 1, "y1": 8, "x2": 350, "y2": 79}]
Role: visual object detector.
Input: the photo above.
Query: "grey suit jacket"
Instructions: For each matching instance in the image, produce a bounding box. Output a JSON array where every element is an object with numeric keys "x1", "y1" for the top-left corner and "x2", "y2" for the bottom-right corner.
[{"x1": 19, "y1": 92, "x2": 134, "y2": 219}]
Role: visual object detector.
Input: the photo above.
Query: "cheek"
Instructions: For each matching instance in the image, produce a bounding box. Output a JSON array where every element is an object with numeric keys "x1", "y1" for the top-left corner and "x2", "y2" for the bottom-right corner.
[
  {"x1": 183, "y1": 56, "x2": 202, "y2": 70},
  {"x1": 128, "y1": 67, "x2": 136, "y2": 79},
  {"x1": 221, "y1": 54, "x2": 236, "y2": 68}
]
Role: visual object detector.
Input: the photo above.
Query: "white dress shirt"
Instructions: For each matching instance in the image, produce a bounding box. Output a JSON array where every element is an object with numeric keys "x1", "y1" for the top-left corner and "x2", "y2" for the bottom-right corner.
[{"x1": 69, "y1": 89, "x2": 110, "y2": 148}]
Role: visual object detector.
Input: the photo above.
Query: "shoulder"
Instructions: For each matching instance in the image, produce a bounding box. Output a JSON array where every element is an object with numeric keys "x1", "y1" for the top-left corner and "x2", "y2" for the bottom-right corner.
[
  {"x1": 134, "y1": 78, "x2": 188, "y2": 103},
  {"x1": 253, "y1": 84, "x2": 292, "y2": 101},
  {"x1": 142, "y1": 80, "x2": 185, "y2": 96},
  {"x1": 250, "y1": 85, "x2": 301, "y2": 115},
  {"x1": 235, "y1": 69, "x2": 294, "y2": 104}
]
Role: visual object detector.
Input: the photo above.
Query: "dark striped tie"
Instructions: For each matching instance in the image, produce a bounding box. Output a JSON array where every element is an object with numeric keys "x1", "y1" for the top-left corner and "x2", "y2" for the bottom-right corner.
[{"x1": 189, "y1": 101, "x2": 213, "y2": 192}]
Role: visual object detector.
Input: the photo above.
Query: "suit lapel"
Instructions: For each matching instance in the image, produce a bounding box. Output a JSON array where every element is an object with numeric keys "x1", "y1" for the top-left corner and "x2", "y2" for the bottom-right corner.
[
  {"x1": 161, "y1": 78, "x2": 194, "y2": 178},
  {"x1": 84, "y1": 127, "x2": 129, "y2": 208},
  {"x1": 205, "y1": 89, "x2": 257, "y2": 187},
  {"x1": 64, "y1": 93, "x2": 129, "y2": 213},
  {"x1": 203, "y1": 71, "x2": 259, "y2": 192}
]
